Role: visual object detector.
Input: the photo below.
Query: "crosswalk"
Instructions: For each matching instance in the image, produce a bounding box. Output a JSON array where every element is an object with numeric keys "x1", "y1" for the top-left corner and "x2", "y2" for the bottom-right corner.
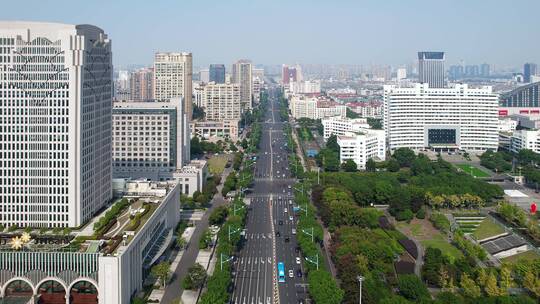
[{"x1": 244, "y1": 233, "x2": 273, "y2": 240}]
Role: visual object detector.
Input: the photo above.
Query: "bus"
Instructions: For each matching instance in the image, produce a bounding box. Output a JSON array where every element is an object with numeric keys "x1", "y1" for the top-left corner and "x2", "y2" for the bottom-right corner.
[{"x1": 278, "y1": 262, "x2": 285, "y2": 283}]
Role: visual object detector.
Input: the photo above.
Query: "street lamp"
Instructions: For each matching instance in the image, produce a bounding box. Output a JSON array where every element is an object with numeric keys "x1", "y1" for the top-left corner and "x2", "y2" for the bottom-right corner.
[
  {"x1": 305, "y1": 254, "x2": 319, "y2": 270},
  {"x1": 357, "y1": 275, "x2": 364, "y2": 304},
  {"x1": 220, "y1": 253, "x2": 234, "y2": 271},
  {"x1": 302, "y1": 227, "x2": 314, "y2": 243},
  {"x1": 228, "y1": 225, "x2": 241, "y2": 242}
]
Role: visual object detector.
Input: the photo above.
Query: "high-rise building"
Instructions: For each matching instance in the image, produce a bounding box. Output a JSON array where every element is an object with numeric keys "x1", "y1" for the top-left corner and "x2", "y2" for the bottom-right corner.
[
  {"x1": 524, "y1": 63, "x2": 538, "y2": 83},
  {"x1": 154, "y1": 52, "x2": 193, "y2": 118},
  {"x1": 383, "y1": 83, "x2": 499, "y2": 152},
  {"x1": 232, "y1": 59, "x2": 253, "y2": 110},
  {"x1": 448, "y1": 65, "x2": 464, "y2": 80},
  {"x1": 396, "y1": 68, "x2": 407, "y2": 81},
  {"x1": 480, "y1": 63, "x2": 490, "y2": 77},
  {"x1": 203, "y1": 82, "x2": 242, "y2": 121},
  {"x1": 418, "y1": 51, "x2": 445, "y2": 88},
  {"x1": 0, "y1": 21, "x2": 112, "y2": 228},
  {"x1": 114, "y1": 70, "x2": 131, "y2": 100},
  {"x1": 130, "y1": 67, "x2": 154, "y2": 101},
  {"x1": 199, "y1": 68, "x2": 209, "y2": 83},
  {"x1": 209, "y1": 64, "x2": 226, "y2": 83},
  {"x1": 282, "y1": 64, "x2": 297, "y2": 84}
]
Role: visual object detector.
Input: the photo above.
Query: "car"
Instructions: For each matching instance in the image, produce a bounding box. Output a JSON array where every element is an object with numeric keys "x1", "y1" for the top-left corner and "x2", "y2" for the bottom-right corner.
[
  {"x1": 288, "y1": 185, "x2": 292, "y2": 189},
  {"x1": 296, "y1": 269, "x2": 302, "y2": 277},
  {"x1": 288, "y1": 270, "x2": 294, "y2": 278},
  {"x1": 279, "y1": 220, "x2": 283, "y2": 225},
  {"x1": 284, "y1": 236, "x2": 290, "y2": 242},
  {"x1": 292, "y1": 228, "x2": 296, "y2": 235},
  {"x1": 295, "y1": 246, "x2": 300, "y2": 253},
  {"x1": 276, "y1": 231, "x2": 281, "y2": 237},
  {"x1": 298, "y1": 299, "x2": 305, "y2": 304},
  {"x1": 296, "y1": 257, "x2": 301, "y2": 264},
  {"x1": 284, "y1": 208, "x2": 288, "y2": 213},
  {"x1": 289, "y1": 216, "x2": 293, "y2": 221}
]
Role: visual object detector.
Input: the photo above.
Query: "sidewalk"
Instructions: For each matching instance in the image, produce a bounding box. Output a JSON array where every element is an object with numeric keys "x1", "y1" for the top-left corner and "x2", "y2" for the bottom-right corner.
[{"x1": 160, "y1": 167, "x2": 233, "y2": 303}]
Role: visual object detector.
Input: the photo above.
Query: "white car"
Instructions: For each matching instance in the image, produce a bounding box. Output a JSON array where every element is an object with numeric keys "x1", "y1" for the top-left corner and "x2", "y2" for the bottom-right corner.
[
  {"x1": 296, "y1": 257, "x2": 301, "y2": 264},
  {"x1": 288, "y1": 270, "x2": 294, "y2": 278},
  {"x1": 292, "y1": 228, "x2": 296, "y2": 235},
  {"x1": 284, "y1": 208, "x2": 288, "y2": 213},
  {"x1": 289, "y1": 216, "x2": 293, "y2": 221}
]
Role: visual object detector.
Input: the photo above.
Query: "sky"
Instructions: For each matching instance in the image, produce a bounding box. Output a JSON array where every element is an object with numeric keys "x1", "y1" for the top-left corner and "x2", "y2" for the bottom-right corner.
[{"x1": 1, "y1": 0, "x2": 538, "y2": 69}]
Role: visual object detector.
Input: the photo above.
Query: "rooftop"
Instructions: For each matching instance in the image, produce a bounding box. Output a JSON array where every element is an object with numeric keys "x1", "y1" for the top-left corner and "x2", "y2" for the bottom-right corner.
[{"x1": 0, "y1": 180, "x2": 176, "y2": 256}]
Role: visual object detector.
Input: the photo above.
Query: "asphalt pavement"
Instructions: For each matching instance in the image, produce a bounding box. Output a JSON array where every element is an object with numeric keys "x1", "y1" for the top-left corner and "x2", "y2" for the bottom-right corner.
[{"x1": 231, "y1": 88, "x2": 306, "y2": 304}]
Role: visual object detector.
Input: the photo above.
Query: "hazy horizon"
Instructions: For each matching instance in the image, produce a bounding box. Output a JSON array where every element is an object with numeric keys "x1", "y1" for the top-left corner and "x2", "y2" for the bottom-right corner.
[{"x1": 1, "y1": 0, "x2": 538, "y2": 68}]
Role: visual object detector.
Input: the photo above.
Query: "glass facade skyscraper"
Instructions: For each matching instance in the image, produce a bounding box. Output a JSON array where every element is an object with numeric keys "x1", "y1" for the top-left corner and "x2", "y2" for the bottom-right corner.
[{"x1": 209, "y1": 64, "x2": 226, "y2": 83}]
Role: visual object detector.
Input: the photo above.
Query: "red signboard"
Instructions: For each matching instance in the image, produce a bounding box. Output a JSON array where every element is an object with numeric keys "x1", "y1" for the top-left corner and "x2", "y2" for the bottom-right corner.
[
  {"x1": 498, "y1": 109, "x2": 508, "y2": 116},
  {"x1": 531, "y1": 203, "x2": 537, "y2": 214}
]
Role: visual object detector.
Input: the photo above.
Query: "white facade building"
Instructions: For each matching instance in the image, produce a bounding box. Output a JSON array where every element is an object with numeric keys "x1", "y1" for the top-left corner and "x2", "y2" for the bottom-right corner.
[
  {"x1": 154, "y1": 52, "x2": 193, "y2": 118},
  {"x1": 112, "y1": 98, "x2": 189, "y2": 176},
  {"x1": 199, "y1": 68, "x2": 209, "y2": 83},
  {"x1": 337, "y1": 130, "x2": 386, "y2": 170},
  {"x1": 499, "y1": 118, "x2": 518, "y2": 133},
  {"x1": 322, "y1": 116, "x2": 371, "y2": 139},
  {"x1": 383, "y1": 83, "x2": 499, "y2": 152},
  {"x1": 190, "y1": 120, "x2": 240, "y2": 141},
  {"x1": 193, "y1": 81, "x2": 206, "y2": 108},
  {"x1": 203, "y1": 82, "x2": 242, "y2": 121},
  {"x1": 232, "y1": 59, "x2": 253, "y2": 110},
  {"x1": 396, "y1": 68, "x2": 407, "y2": 81},
  {"x1": 289, "y1": 96, "x2": 346, "y2": 120},
  {"x1": 0, "y1": 21, "x2": 112, "y2": 228},
  {"x1": 510, "y1": 129, "x2": 540, "y2": 154},
  {"x1": 289, "y1": 80, "x2": 321, "y2": 94},
  {"x1": 346, "y1": 101, "x2": 383, "y2": 118}
]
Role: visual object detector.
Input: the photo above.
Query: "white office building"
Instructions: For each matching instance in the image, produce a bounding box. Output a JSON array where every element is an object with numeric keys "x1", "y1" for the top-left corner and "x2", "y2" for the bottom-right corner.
[
  {"x1": 337, "y1": 129, "x2": 386, "y2": 170},
  {"x1": 322, "y1": 116, "x2": 370, "y2": 139},
  {"x1": 510, "y1": 129, "x2": 540, "y2": 154},
  {"x1": 232, "y1": 59, "x2": 253, "y2": 110},
  {"x1": 383, "y1": 83, "x2": 499, "y2": 152},
  {"x1": 0, "y1": 21, "x2": 112, "y2": 228},
  {"x1": 112, "y1": 98, "x2": 190, "y2": 176},
  {"x1": 154, "y1": 52, "x2": 193, "y2": 118},
  {"x1": 203, "y1": 82, "x2": 242, "y2": 121}
]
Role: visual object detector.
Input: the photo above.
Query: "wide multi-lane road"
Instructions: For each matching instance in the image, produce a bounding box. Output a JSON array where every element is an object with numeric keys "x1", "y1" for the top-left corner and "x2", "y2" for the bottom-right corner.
[{"x1": 231, "y1": 88, "x2": 306, "y2": 304}]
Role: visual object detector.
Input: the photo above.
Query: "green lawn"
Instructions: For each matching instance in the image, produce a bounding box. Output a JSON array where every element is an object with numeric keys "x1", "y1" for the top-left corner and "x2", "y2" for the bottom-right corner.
[
  {"x1": 420, "y1": 234, "x2": 464, "y2": 263},
  {"x1": 208, "y1": 155, "x2": 228, "y2": 175},
  {"x1": 455, "y1": 164, "x2": 490, "y2": 178},
  {"x1": 500, "y1": 250, "x2": 540, "y2": 264},
  {"x1": 472, "y1": 218, "x2": 506, "y2": 241}
]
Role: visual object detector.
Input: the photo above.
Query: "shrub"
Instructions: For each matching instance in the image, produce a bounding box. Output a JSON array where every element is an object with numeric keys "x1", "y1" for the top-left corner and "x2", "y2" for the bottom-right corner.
[
  {"x1": 416, "y1": 208, "x2": 426, "y2": 219},
  {"x1": 430, "y1": 212, "x2": 451, "y2": 233},
  {"x1": 396, "y1": 209, "x2": 414, "y2": 222}
]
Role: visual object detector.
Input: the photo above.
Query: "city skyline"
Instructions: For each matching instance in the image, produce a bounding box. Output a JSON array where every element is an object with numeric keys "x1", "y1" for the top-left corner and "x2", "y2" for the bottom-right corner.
[{"x1": 1, "y1": 0, "x2": 539, "y2": 67}]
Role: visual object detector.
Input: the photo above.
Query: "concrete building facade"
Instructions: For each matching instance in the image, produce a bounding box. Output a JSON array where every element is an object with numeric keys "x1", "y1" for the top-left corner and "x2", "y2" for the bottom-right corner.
[
  {"x1": 232, "y1": 59, "x2": 253, "y2": 110},
  {"x1": 337, "y1": 129, "x2": 386, "y2": 170},
  {"x1": 203, "y1": 82, "x2": 242, "y2": 121},
  {"x1": 384, "y1": 83, "x2": 499, "y2": 152},
  {"x1": 0, "y1": 21, "x2": 113, "y2": 228},
  {"x1": 154, "y1": 52, "x2": 193, "y2": 119}
]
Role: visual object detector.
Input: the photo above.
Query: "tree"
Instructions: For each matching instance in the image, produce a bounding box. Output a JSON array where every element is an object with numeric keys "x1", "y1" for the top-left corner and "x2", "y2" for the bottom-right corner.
[
  {"x1": 151, "y1": 261, "x2": 171, "y2": 288},
  {"x1": 484, "y1": 271, "x2": 503, "y2": 297},
  {"x1": 342, "y1": 159, "x2": 357, "y2": 172},
  {"x1": 460, "y1": 273, "x2": 481, "y2": 298},
  {"x1": 326, "y1": 135, "x2": 340, "y2": 153},
  {"x1": 393, "y1": 148, "x2": 416, "y2": 167},
  {"x1": 523, "y1": 271, "x2": 540, "y2": 298},
  {"x1": 387, "y1": 158, "x2": 401, "y2": 172},
  {"x1": 182, "y1": 263, "x2": 207, "y2": 290},
  {"x1": 366, "y1": 158, "x2": 376, "y2": 172},
  {"x1": 499, "y1": 265, "x2": 513, "y2": 291},
  {"x1": 209, "y1": 206, "x2": 229, "y2": 226},
  {"x1": 176, "y1": 237, "x2": 187, "y2": 249},
  {"x1": 397, "y1": 274, "x2": 430, "y2": 301},
  {"x1": 308, "y1": 270, "x2": 344, "y2": 304}
]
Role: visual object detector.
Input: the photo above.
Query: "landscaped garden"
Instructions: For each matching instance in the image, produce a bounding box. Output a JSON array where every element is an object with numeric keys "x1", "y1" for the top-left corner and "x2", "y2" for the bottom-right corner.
[
  {"x1": 207, "y1": 155, "x2": 229, "y2": 175},
  {"x1": 472, "y1": 217, "x2": 506, "y2": 241}
]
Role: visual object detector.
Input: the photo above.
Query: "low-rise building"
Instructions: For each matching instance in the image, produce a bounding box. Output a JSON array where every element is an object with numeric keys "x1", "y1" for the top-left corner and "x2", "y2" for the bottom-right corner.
[
  {"x1": 510, "y1": 129, "x2": 540, "y2": 153},
  {"x1": 322, "y1": 116, "x2": 370, "y2": 139},
  {"x1": 336, "y1": 129, "x2": 386, "y2": 170},
  {"x1": 346, "y1": 101, "x2": 383, "y2": 118},
  {"x1": 0, "y1": 180, "x2": 180, "y2": 304},
  {"x1": 190, "y1": 120, "x2": 240, "y2": 141},
  {"x1": 499, "y1": 117, "x2": 518, "y2": 133},
  {"x1": 289, "y1": 95, "x2": 346, "y2": 120},
  {"x1": 174, "y1": 160, "x2": 209, "y2": 196}
]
